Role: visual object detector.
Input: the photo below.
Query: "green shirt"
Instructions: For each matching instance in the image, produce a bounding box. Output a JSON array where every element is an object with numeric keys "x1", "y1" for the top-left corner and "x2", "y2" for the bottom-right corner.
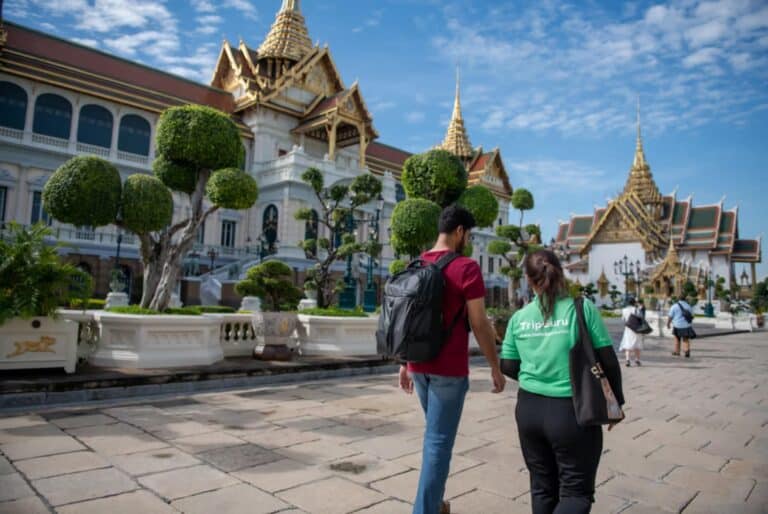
[{"x1": 501, "y1": 296, "x2": 613, "y2": 398}]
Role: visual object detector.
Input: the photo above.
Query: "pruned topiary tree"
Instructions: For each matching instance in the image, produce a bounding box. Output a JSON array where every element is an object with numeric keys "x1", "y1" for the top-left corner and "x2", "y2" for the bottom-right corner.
[
  {"x1": 511, "y1": 188, "x2": 534, "y2": 228},
  {"x1": 43, "y1": 104, "x2": 258, "y2": 311},
  {"x1": 457, "y1": 185, "x2": 499, "y2": 229},
  {"x1": 235, "y1": 261, "x2": 302, "y2": 312},
  {"x1": 294, "y1": 167, "x2": 382, "y2": 308},
  {"x1": 390, "y1": 198, "x2": 441, "y2": 259},
  {"x1": 401, "y1": 149, "x2": 467, "y2": 208}
]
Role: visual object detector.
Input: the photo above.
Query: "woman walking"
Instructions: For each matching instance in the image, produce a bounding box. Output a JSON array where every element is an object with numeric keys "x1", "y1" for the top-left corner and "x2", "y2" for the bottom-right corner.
[
  {"x1": 619, "y1": 298, "x2": 644, "y2": 367},
  {"x1": 500, "y1": 249, "x2": 624, "y2": 514}
]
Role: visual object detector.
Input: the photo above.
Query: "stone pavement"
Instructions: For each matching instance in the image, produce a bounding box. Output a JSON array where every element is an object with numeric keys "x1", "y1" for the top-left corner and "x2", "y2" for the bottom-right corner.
[{"x1": 1, "y1": 332, "x2": 766, "y2": 514}]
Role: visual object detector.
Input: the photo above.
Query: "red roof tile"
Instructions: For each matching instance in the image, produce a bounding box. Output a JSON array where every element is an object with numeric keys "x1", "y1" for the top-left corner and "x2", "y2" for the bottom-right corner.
[{"x1": 366, "y1": 142, "x2": 411, "y2": 166}]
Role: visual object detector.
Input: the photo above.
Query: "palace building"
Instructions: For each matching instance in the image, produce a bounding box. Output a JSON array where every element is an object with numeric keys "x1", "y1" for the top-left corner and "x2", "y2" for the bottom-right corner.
[
  {"x1": 554, "y1": 109, "x2": 761, "y2": 306},
  {"x1": 0, "y1": 0, "x2": 513, "y2": 307}
]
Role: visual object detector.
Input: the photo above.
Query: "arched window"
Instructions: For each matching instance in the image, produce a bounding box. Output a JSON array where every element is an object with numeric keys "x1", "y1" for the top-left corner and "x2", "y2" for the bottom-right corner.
[
  {"x1": 262, "y1": 205, "x2": 279, "y2": 255},
  {"x1": 304, "y1": 209, "x2": 319, "y2": 258},
  {"x1": 0, "y1": 82, "x2": 27, "y2": 130},
  {"x1": 33, "y1": 93, "x2": 72, "y2": 139},
  {"x1": 77, "y1": 104, "x2": 113, "y2": 148},
  {"x1": 118, "y1": 114, "x2": 151, "y2": 156},
  {"x1": 395, "y1": 183, "x2": 406, "y2": 203}
]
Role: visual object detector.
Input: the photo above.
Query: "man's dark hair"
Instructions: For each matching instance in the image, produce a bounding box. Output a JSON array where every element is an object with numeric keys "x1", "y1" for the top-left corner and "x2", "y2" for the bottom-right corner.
[{"x1": 438, "y1": 204, "x2": 476, "y2": 234}]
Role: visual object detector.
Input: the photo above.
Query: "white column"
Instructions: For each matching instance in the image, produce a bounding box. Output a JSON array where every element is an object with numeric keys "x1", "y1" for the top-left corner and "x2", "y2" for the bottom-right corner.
[
  {"x1": 68, "y1": 98, "x2": 80, "y2": 152},
  {"x1": 110, "y1": 108, "x2": 121, "y2": 160},
  {"x1": 23, "y1": 87, "x2": 36, "y2": 144}
]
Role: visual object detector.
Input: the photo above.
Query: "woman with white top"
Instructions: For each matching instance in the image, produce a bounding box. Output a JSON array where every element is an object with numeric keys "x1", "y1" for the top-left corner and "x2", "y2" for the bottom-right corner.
[{"x1": 619, "y1": 298, "x2": 644, "y2": 367}]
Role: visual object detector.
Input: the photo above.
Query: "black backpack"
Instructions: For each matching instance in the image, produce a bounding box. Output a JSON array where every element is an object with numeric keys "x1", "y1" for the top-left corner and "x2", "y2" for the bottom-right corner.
[
  {"x1": 376, "y1": 252, "x2": 466, "y2": 363},
  {"x1": 677, "y1": 302, "x2": 694, "y2": 323}
]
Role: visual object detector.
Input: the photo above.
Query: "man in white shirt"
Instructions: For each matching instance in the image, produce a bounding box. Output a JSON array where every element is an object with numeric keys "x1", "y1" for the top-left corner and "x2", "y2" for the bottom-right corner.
[{"x1": 666, "y1": 296, "x2": 695, "y2": 358}]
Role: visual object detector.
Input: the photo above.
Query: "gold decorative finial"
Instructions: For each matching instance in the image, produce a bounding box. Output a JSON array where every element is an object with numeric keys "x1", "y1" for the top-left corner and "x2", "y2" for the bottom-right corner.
[
  {"x1": 438, "y1": 65, "x2": 473, "y2": 159},
  {"x1": 258, "y1": 0, "x2": 312, "y2": 62},
  {"x1": 623, "y1": 96, "x2": 662, "y2": 209}
]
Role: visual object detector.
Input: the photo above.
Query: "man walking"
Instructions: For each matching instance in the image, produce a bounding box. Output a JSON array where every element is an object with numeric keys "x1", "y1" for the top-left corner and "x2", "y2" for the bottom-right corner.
[
  {"x1": 667, "y1": 296, "x2": 696, "y2": 357},
  {"x1": 399, "y1": 205, "x2": 506, "y2": 514}
]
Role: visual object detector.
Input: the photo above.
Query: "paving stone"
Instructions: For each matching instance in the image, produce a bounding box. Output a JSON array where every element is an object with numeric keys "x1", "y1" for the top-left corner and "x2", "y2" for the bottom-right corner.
[
  {"x1": 0, "y1": 415, "x2": 46, "y2": 430},
  {"x1": 448, "y1": 462, "x2": 530, "y2": 500},
  {"x1": 664, "y1": 466, "x2": 755, "y2": 502},
  {"x1": 449, "y1": 489, "x2": 531, "y2": 514},
  {"x1": 721, "y1": 458, "x2": 768, "y2": 480},
  {"x1": 599, "y1": 475, "x2": 696, "y2": 513},
  {"x1": 346, "y1": 434, "x2": 423, "y2": 460},
  {"x1": 591, "y1": 494, "x2": 632, "y2": 514},
  {"x1": 1, "y1": 431, "x2": 85, "y2": 461},
  {"x1": 682, "y1": 492, "x2": 765, "y2": 514},
  {"x1": 55, "y1": 490, "x2": 177, "y2": 514},
  {"x1": 0, "y1": 496, "x2": 50, "y2": 514},
  {"x1": 33, "y1": 467, "x2": 136, "y2": 506},
  {"x1": 232, "y1": 458, "x2": 331, "y2": 493},
  {"x1": 171, "y1": 431, "x2": 245, "y2": 453},
  {"x1": 277, "y1": 476, "x2": 386, "y2": 514},
  {"x1": 15, "y1": 451, "x2": 110, "y2": 480},
  {"x1": 137, "y1": 464, "x2": 238, "y2": 500},
  {"x1": 146, "y1": 420, "x2": 218, "y2": 440},
  {"x1": 0, "y1": 472, "x2": 35, "y2": 502},
  {"x1": 109, "y1": 447, "x2": 200, "y2": 476},
  {"x1": 67, "y1": 423, "x2": 167, "y2": 456},
  {"x1": 0, "y1": 456, "x2": 13, "y2": 475},
  {"x1": 171, "y1": 483, "x2": 290, "y2": 514},
  {"x1": 353, "y1": 499, "x2": 413, "y2": 514},
  {"x1": 646, "y1": 444, "x2": 728, "y2": 472},
  {"x1": 197, "y1": 443, "x2": 280, "y2": 472},
  {"x1": 275, "y1": 439, "x2": 360, "y2": 463},
  {"x1": 393, "y1": 451, "x2": 482, "y2": 476},
  {"x1": 50, "y1": 414, "x2": 117, "y2": 429},
  {"x1": 600, "y1": 449, "x2": 677, "y2": 481},
  {"x1": 326, "y1": 454, "x2": 411, "y2": 484}
]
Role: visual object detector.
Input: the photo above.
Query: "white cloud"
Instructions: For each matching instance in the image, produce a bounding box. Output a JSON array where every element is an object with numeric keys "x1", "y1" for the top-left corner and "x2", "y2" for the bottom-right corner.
[
  {"x1": 71, "y1": 37, "x2": 99, "y2": 48},
  {"x1": 685, "y1": 19, "x2": 728, "y2": 47},
  {"x1": 192, "y1": 0, "x2": 216, "y2": 13},
  {"x1": 75, "y1": 0, "x2": 176, "y2": 33},
  {"x1": 683, "y1": 47, "x2": 721, "y2": 67},
  {"x1": 405, "y1": 111, "x2": 426, "y2": 124},
  {"x1": 507, "y1": 159, "x2": 618, "y2": 194},
  {"x1": 223, "y1": 0, "x2": 258, "y2": 21},
  {"x1": 104, "y1": 30, "x2": 179, "y2": 58}
]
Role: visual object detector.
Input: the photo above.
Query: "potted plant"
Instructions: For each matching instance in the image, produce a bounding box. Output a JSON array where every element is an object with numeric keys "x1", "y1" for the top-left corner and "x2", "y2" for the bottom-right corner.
[
  {"x1": 236, "y1": 261, "x2": 302, "y2": 360},
  {"x1": 751, "y1": 278, "x2": 767, "y2": 328},
  {"x1": 303, "y1": 277, "x2": 318, "y2": 301},
  {"x1": 0, "y1": 223, "x2": 91, "y2": 373}
]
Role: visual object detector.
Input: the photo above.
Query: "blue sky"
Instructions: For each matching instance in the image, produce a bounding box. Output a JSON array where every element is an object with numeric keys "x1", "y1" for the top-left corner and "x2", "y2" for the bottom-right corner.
[{"x1": 7, "y1": 0, "x2": 768, "y2": 278}]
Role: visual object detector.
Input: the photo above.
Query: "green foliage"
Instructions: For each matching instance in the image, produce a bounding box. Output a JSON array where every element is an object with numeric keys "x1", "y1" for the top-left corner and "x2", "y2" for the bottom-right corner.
[
  {"x1": 752, "y1": 279, "x2": 768, "y2": 314},
  {"x1": 206, "y1": 168, "x2": 259, "y2": 210},
  {"x1": 390, "y1": 198, "x2": 441, "y2": 258},
  {"x1": 525, "y1": 224, "x2": 542, "y2": 239},
  {"x1": 600, "y1": 309, "x2": 621, "y2": 318},
  {"x1": 164, "y1": 306, "x2": 205, "y2": 315},
  {"x1": 350, "y1": 173, "x2": 383, "y2": 203},
  {"x1": 69, "y1": 298, "x2": 106, "y2": 310},
  {"x1": 488, "y1": 240, "x2": 512, "y2": 257},
  {"x1": 301, "y1": 167, "x2": 323, "y2": 194},
  {"x1": 511, "y1": 188, "x2": 535, "y2": 211},
  {"x1": 43, "y1": 156, "x2": 122, "y2": 227},
  {"x1": 294, "y1": 208, "x2": 313, "y2": 221},
  {"x1": 681, "y1": 280, "x2": 699, "y2": 307},
  {"x1": 299, "y1": 307, "x2": 368, "y2": 317},
  {"x1": 389, "y1": 259, "x2": 407, "y2": 275},
  {"x1": 121, "y1": 174, "x2": 173, "y2": 234},
  {"x1": 155, "y1": 104, "x2": 244, "y2": 172},
  {"x1": 401, "y1": 149, "x2": 468, "y2": 207},
  {"x1": 496, "y1": 224, "x2": 521, "y2": 242},
  {"x1": 457, "y1": 185, "x2": 498, "y2": 228},
  {"x1": 153, "y1": 155, "x2": 197, "y2": 194},
  {"x1": 486, "y1": 307, "x2": 514, "y2": 323},
  {"x1": 0, "y1": 223, "x2": 92, "y2": 324},
  {"x1": 198, "y1": 305, "x2": 236, "y2": 313},
  {"x1": 235, "y1": 261, "x2": 302, "y2": 312},
  {"x1": 107, "y1": 305, "x2": 160, "y2": 315},
  {"x1": 462, "y1": 241, "x2": 473, "y2": 257}
]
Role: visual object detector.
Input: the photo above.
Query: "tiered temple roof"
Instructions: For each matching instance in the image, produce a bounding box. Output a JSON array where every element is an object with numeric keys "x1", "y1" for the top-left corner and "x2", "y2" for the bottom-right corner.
[{"x1": 437, "y1": 69, "x2": 474, "y2": 159}]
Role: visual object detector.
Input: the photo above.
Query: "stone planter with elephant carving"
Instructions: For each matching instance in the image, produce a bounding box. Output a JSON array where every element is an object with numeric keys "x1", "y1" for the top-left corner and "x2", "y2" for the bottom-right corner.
[
  {"x1": 0, "y1": 317, "x2": 78, "y2": 374},
  {"x1": 251, "y1": 311, "x2": 298, "y2": 361}
]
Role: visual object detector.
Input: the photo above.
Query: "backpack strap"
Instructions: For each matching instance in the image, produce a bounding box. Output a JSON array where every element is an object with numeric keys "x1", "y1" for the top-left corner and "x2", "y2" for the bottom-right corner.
[
  {"x1": 435, "y1": 251, "x2": 460, "y2": 271},
  {"x1": 434, "y1": 251, "x2": 467, "y2": 336}
]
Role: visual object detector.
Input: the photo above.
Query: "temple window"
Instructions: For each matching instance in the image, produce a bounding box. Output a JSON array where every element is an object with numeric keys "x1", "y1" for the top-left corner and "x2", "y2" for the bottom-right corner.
[
  {"x1": 0, "y1": 81, "x2": 27, "y2": 130},
  {"x1": 263, "y1": 204, "x2": 279, "y2": 247},
  {"x1": 221, "y1": 220, "x2": 237, "y2": 248},
  {"x1": 118, "y1": 114, "x2": 151, "y2": 156},
  {"x1": 395, "y1": 183, "x2": 406, "y2": 203},
  {"x1": 77, "y1": 104, "x2": 113, "y2": 148},
  {"x1": 30, "y1": 191, "x2": 51, "y2": 225},
  {"x1": 33, "y1": 93, "x2": 72, "y2": 139}
]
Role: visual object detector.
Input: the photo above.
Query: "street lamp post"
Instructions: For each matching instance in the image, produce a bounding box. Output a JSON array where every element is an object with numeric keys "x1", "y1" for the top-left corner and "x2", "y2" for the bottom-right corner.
[
  {"x1": 207, "y1": 248, "x2": 218, "y2": 271},
  {"x1": 362, "y1": 195, "x2": 384, "y2": 312},
  {"x1": 614, "y1": 255, "x2": 641, "y2": 306},
  {"x1": 338, "y1": 204, "x2": 357, "y2": 310},
  {"x1": 703, "y1": 266, "x2": 715, "y2": 317}
]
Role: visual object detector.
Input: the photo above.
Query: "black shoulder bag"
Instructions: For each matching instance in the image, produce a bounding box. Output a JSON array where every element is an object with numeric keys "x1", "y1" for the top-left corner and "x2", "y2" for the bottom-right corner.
[{"x1": 570, "y1": 297, "x2": 625, "y2": 427}]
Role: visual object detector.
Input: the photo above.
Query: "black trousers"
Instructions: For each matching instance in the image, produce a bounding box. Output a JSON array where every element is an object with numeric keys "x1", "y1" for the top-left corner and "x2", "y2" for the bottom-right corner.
[{"x1": 515, "y1": 389, "x2": 603, "y2": 514}]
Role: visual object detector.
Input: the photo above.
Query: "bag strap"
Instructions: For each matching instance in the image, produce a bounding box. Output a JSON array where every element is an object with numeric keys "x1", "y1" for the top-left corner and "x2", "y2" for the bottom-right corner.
[
  {"x1": 435, "y1": 251, "x2": 460, "y2": 271},
  {"x1": 574, "y1": 297, "x2": 603, "y2": 377}
]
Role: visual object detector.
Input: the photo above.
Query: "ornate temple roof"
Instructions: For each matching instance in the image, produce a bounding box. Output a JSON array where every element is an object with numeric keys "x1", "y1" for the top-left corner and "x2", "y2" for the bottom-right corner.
[
  {"x1": 257, "y1": 0, "x2": 313, "y2": 62},
  {"x1": 438, "y1": 69, "x2": 474, "y2": 159},
  {"x1": 623, "y1": 101, "x2": 662, "y2": 206}
]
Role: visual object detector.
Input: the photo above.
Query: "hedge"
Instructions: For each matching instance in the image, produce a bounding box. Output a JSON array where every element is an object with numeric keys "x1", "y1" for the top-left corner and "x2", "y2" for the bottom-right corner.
[
  {"x1": 457, "y1": 185, "x2": 498, "y2": 228},
  {"x1": 299, "y1": 307, "x2": 368, "y2": 317},
  {"x1": 401, "y1": 149, "x2": 467, "y2": 207},
  {"x1": 206, "y1": 168, "x2": 259, "y2": 210},
  {"x1": 390, "y1": 198, "x2": 441, "y2": 258},
  {"x1": 153, "y1": 155, "x2": 197, "y2": 194}
]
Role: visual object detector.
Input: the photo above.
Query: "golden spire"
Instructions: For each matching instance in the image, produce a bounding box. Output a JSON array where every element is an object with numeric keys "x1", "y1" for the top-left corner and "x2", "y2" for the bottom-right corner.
[
  {"x1": 258, "y1": 0, "x2": 312, "y2": 62},
  {"x1": 438, "y1": 66, "x2": 474, "y2": 159},
  {"x1": 623, "y1": 96, "x2": 662, "y2": 206}
]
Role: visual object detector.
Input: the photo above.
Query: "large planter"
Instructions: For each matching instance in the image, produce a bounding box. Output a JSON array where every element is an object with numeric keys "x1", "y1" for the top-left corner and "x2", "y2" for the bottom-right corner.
[
  {"x1": 296, "y1": 315, "x2": 378, "y2": 356},
  {"x1": 0, "y1": 317, "x2": 78, "y2": 373},
  {"x1": 89, "y1": 312, "x2": 223, "y2": 369},
  {"x1": 251, "y1": 311, "x2": 298, "y2": 361}
]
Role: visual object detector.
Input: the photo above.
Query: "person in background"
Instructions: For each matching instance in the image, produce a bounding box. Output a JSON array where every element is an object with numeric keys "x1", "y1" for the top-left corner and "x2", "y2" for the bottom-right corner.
[
  {"x1": 501, "y1": 249, "x2": 623, "y2": 514},
  {"x1": 667, "y1": 296, "x2": 695, "y2": 358},
  {"x1": 619, "y1": 297, "x2": 644, "y2": 367},
  {"x1": 399, "y1": 205, "x2": 506, "y2": 514}
]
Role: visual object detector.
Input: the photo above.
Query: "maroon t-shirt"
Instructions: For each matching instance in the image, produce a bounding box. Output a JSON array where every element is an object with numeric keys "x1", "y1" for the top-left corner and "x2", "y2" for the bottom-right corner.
[{"x1": 407, "y1": 249, "x2": 486, "y2": 377}]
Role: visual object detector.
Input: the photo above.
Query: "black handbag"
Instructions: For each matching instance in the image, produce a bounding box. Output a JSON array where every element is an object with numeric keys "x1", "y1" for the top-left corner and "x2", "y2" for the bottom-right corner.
[
  {"x1": 570, "y1": 298, "x2": 625, "y2": 427},
  {"x1": 626, "y1": 310, "x2": 653, "y2": 335}
]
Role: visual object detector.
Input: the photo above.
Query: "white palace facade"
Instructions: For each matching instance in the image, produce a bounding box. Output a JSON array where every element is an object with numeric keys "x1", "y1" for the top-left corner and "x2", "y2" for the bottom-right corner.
[{"x1": 0, "y1": 1, "x2": 514, "y2": 307}]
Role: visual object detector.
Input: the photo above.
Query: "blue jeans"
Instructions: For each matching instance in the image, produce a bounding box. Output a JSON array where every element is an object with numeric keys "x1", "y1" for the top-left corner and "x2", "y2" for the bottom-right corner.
[{"x1": 412, "y1": 373, "x2": 469, "y2": 514}]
